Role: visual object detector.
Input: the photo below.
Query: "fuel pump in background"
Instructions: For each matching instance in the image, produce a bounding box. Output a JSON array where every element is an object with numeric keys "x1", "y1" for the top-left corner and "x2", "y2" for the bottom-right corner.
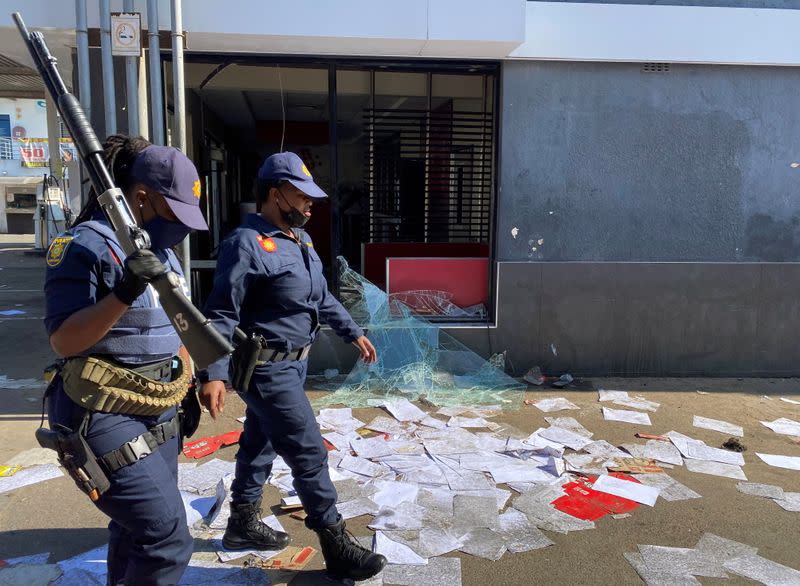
[{"x1": 34, "y1": 174, "x2": 73, "y2": 251}]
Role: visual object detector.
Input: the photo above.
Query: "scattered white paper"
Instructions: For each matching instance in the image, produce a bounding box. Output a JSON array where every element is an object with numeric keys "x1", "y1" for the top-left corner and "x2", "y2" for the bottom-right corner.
[
  {"x1": 0, "y1": 464, "x2": 63, "y2": 494},
  {"x1": 180, "y1": 491, "x2": 217, "y2": 527},
  {"x1": 371, "y1": 480, "x2": 419, "y2": 508},
  {"x1": 602, "y1": 407, "x2": 652, "y2": 426},
  {"x1": 693, "y1": 416, "x2": 744, "y2": 437},
  {"x1": 736, "y1": 482, "x2": 785, "y2": 500},
  {"x1": 538, "y1": 426, "x2": 593, "y2": 450},
  {"x1": 724, "y1": 554, "x2": 800, "y2": 585},
  {"x1": 622, "y1": 440, "x2": 684, "y2": 466},
  {"x1": 351, "y1": 436, "x2": 395, "y2": 459},
  {"x1": 370, "y1": 501, "x2": 427, "y2": 531},
  {"x1": 532, "y1": 397, "x2": 580, "y2": 413},
  {"x1": 760, "y1": 418, "x2": 800, "y2": 437},
  {"x1": 317, "y1": 408, "x2": 365, "y2": 434},
  {"x1": 323, "y1": 430, "x2": 361, "y2": 451},
  {"x1": 446, "y1": 416, "x2": 489, "y2": 428},
  {"x1": 338, "y1": 497, "x2": 380, "y2": 519},
  {"x1": 773, "y1": 492, "x2": 800, "y2": 512},
  {"x1": 374, "y1": 531, "x2": 428, "y2": 565},
  {"x1": 685, "y1": 459, "x2": 747, "y2": 480},
  {"x1": 419, "y1": 416, "x2": 448, "y2": 430},
  {"x1": 612, "y1": 396, "x2": 660, "y2": 412},
  {"x1": 780, "y1": 397, "x2": 800, "y2": 405},
  {"x1": 383, "y1": 399, "x2": 427, "y2": 422},
  {"x1": 544, "y1": 417, "x2": 593, "y2": 438},
  {"x1": 339, "y1": 455, "x2": 386, "y2": 478},
  {"x1": 598, "y1": 389, "x2": 629, "y2": 402},
  {"x1": 592, "y1": 474, "x2": 660, "y2": 506},
  {"x1": 756, "y1": 452, "x2": 800, "y2": 471},
  {"x1": 178, "y1": 459, "x2": 236, "y2": 494},
  {"x1": 632, "y1": 473, "x2": 701, "y2": 501},
  {"x1": 684, "y1": 443, "x2": 745, "y2": 466},
  {"x1": 281, "y1": 495, "x2": 302, "y2": 507}
]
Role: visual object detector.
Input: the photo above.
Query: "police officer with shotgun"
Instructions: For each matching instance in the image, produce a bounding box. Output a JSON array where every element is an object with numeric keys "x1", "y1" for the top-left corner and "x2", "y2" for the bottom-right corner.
[
  {"x1": 199, "y1": 152, "x2": 387, "y2": 582},
  {"x1": 14, "y1": 13, "x2": 232, "y2": 585}
]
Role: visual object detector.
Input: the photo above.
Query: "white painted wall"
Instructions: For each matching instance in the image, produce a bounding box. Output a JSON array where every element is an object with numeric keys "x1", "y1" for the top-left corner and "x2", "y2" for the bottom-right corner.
[
  {"x1": 4, "y1": 1, "x2": 800, "y2": 66},
  {"x1": 511, "y1": 2, "x2": 800, "y2": 66},
  {"x1": 4, "y1": 0, "x2": 524, "y2": 59}
]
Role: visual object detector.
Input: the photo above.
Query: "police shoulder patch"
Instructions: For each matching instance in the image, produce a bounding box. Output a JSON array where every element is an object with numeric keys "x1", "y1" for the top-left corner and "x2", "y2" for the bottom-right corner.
[
  {"x1": 46, "y1": 235, "x2": 74, "y2": 267},
  {"x1": 256, "y1": 234, "x2": 277, "y2": 253}
]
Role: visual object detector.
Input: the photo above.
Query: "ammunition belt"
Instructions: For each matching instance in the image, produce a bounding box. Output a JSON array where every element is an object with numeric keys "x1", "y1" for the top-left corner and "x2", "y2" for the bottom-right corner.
[{"x1": 61, "y1": 355, "x2": 190, "y2": 416}]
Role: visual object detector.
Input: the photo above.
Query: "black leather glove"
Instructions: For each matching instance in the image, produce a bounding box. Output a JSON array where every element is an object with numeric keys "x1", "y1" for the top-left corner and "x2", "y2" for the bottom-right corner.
[{"x1": 112, "y1": 249, "x2": 168, "y2": 305}]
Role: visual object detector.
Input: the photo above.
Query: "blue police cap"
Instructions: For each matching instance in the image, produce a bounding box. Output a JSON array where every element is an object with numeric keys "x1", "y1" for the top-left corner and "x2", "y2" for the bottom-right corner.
[
  {"x1": 131, "y1": 145, "x2": 209, "y2": 230},
  {"x1": 257, "y1": 152, "x2": 328, "y2": 199}
]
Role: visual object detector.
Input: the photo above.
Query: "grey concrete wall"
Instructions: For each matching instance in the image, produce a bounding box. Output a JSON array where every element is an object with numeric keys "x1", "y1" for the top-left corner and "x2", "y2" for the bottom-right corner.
[
  {"x1": 499, "y1": 61, "x2": 800, "y2": 263},
  {"x1": 450, "y1": 262, "x2": 800, "y2": 377},
  {"x1": 540, "y1": 1, "x2": 800, "y2": 8}
]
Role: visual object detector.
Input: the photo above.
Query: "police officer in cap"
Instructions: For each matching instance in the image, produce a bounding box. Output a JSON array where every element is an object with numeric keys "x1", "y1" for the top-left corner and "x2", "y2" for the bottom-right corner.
[
  {"x1": 199, "y1": 152, "x2": 386, "y2": 581},
  {"x1": 44, "y1": 135, "x2": 208, "y2": 584}
]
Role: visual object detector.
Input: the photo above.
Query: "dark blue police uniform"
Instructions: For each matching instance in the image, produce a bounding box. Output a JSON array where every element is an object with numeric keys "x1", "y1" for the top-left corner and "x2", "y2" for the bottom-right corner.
[
  {"x1": 44, "y1": 213, "x2": 193, "y2": 585},
  {"x1": 202, "y1": 213, "x2": 363, "y2": 529}
]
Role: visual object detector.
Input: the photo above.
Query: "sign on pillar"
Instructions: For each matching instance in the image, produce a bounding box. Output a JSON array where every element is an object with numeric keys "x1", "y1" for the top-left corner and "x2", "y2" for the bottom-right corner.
[{"x1": 111, "y1": 12, "x2": 142, "y2": 57}]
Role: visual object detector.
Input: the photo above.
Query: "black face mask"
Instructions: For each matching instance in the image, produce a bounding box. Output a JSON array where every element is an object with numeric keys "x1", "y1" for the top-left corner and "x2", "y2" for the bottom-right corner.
[{"x1": 277, "y1": 189, "x2": 309, "y2": 228}]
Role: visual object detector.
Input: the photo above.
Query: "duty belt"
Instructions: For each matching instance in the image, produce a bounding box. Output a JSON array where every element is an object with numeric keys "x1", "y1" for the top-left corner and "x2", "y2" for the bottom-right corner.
[
  {"x1": 257, "y1": 345, "x2": 312, "y2": 363},
  {"x1": 129, "y1": 358, "x2": 173, "y2": 381},
  {"x1": 98, "y1": 413, "x2": 180, "y2": 474}
]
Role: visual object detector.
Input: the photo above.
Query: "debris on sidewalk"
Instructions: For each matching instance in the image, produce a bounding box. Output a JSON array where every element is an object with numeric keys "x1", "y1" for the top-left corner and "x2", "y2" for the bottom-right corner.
[
  {"x1": 551, "y1": 374, "x2": 574, "y2": 389},
  {"x1": 531, "y1": 397, "x2": 579, "y2": 413},
  {"x1": 0, "y1": 463, "x2": 63, "y2": 494},
  {"x1": 523, "y1": 366, "x2": 545, "y2": 386},
  {"x1": 736, "y1": 482, "x2": 784, "y2": 500},
  {"x1": 598, "y1": 389, "x2": 629, "y2": 402},
  {"x1": 722, "y1": 437, "x2": 746, "y2": 452},
  {"x1": 592, "y1": 474, "x2": 660, "y2": 506},
  {"x1": 693, "y1": 416, "x2": 744, "y2": 438},
  {"x1": 312, "y1": 258, "x2": 526, "y2": 410},
  {"x1": 602, "y1": 407, "x2": 652, "y2": 426},
  {"x1": 612, "y1": 396, "x2": 660, "y2": 412},
  {"x1": 182, "y1": 430, "x2": 242, "y2": 459},
  {"x1": 760, "y1": 418, "x2": 800, "y2": 437},
  {"x1": 622, "y1": 532, "x2": 800, "y2": 584},
  {"x1": 0, "y1": 465, "x2": 21, "y2": 477},
  {"x1": 756, "y1": 452, "x2": 800, "y2": 471}
]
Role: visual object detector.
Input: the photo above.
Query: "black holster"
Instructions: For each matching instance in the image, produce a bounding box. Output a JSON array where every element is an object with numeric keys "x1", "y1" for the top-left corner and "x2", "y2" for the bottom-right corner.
[
  {"x1": 35, "y1": 423, "x2": 110, "y2": 501},
  {"x1": 179, "y1": 381, "x2": 201, "y2": 439},
  {"x1": 230, "y1": 332, "x2": 265, "y2": 393}
]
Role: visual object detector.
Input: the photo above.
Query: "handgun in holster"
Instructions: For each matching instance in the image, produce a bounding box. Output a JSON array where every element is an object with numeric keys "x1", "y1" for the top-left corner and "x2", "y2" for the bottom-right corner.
[
  {"x1": 230, "y1": 330, "x2": 265, "y2": 393},
  {"x1": 35, "y1": 425, "x2": 110, "y2": 502}
]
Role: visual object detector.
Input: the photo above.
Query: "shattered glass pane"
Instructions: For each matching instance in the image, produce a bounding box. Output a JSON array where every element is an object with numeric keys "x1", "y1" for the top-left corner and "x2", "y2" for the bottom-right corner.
[{"x1": 313, "y1": 258, "x2": 526, "y2": 410}]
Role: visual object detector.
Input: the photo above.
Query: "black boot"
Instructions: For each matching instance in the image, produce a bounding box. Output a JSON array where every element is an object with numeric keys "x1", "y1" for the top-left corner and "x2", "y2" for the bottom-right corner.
[
  {"x1": 222, "y1": 498, "x2": 291, "y2": 551},
  {"x1": 315, "y1": 516, "x2": 387, "y2": 581}
]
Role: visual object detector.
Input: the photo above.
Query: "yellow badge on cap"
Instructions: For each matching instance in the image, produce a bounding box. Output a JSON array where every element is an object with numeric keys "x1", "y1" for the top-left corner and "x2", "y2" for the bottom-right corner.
[
  {"x1": 46, "y1": 235, "x2": 73, "y2": 267},
  {"x1": 192, "y1": 180, "x2": 202, "y2": 199},
  {"x1": 301, "y1": 164, "x2": 312, "y2": 178}
]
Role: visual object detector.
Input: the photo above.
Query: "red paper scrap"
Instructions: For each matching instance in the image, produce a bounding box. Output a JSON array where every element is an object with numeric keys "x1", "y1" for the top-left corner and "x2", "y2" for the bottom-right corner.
[
  {"x1": 182, "y1": 430, "x2": 242, "y2": 459},
  {"x1": 552, "y1": 473, "x2": 641, "y2": 521}
]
